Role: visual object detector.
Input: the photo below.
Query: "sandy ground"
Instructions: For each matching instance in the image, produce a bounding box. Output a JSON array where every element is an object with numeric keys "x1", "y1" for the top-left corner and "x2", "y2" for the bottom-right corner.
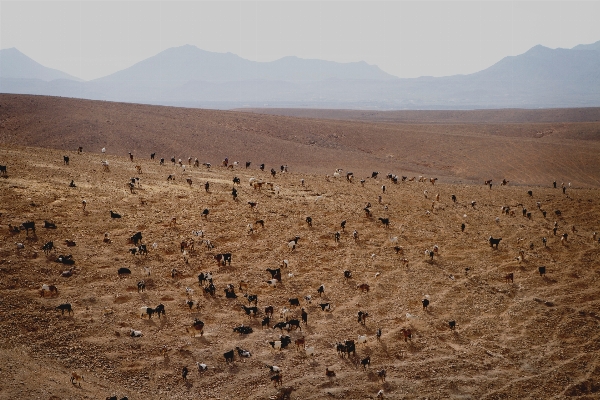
[
  {"x1": 2, "y1": 94, "x2": 600, "y2": 188},
  {"x1": 0, "y1": 141, "x2": 599, "y2": 399}
]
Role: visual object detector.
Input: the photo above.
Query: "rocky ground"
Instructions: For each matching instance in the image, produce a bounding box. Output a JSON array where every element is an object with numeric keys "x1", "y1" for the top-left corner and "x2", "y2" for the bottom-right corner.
[{"x1": 0, "y1": 142, "x2": 599, "y2": 399}]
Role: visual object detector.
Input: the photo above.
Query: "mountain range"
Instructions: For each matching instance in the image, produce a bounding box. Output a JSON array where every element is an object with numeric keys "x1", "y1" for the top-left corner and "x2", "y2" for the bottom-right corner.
[{"x1": 1, "y1": 42, "x2": 599, "y2": 109}]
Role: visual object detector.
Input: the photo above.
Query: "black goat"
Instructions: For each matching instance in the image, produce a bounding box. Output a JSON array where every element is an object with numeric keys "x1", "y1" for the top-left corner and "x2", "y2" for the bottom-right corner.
[
  {"x1": 378, "y1": 217, "x2": 390, "y2": 228},
  {"x1": 489, "y1": 236, "x2": 502, "y2": 249}
]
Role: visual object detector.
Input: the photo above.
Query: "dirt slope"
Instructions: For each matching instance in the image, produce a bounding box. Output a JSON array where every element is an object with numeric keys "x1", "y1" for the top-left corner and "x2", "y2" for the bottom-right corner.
[
  {"x1": 0, "y1": 144, "x2": 599, "y2": 399},
  {"x1": 2, "y1": 94, "x2": 600, "y2": 187}
]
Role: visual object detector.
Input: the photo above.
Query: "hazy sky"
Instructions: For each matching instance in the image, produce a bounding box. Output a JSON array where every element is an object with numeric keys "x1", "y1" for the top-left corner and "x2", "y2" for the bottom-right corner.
[{"x1": 1, "y1": 1, "x2": 599, "y2": 81}]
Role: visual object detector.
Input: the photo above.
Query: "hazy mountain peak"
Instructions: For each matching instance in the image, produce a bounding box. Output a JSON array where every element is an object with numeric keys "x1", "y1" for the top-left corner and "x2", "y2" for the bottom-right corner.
[
  {"x1": 0, "y1": 47, "x2": 82, "y2": 82},
  {"x1": 572, "y1": 40, "x2": 600, "y2": 51}
]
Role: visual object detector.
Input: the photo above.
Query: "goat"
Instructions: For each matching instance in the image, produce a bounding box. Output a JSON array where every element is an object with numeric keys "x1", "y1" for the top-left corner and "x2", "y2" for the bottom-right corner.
[
  {"x1": 378, "y1": 217, "x2": 390, "y2": 228},
  {"x1": 489, "y1": 236, "x2": 502, "y2": 249},
  {"x1": 110, "y1": 210, "x2": 121, "y2": 219},
  {"x1": 273, "y1": 322, "x2": 289, "y2": 331},
  {"x1": 137, "y1": 280, "x2": 145, "y2": 293},
  {"x1": 334, "y1": 231, "x2": 340, "y2": 242},
  {"x1": 63, "y1": 155, "x2": 70, "y2": 165},
  {"x1": 325, "y1": 368, "x2": 336, "y2": 377},
  {"x1": 360, "y1": 356, "x2": 370, "y2": 369},
  {"x1": 0, "y1": 165, "x2": 6, "y2": 175},
  {"x1": 539, "y1": 266, "x2": 546, "y2": 276},
  {"x1": 181, "y1": 366, "x2": 189, "y2": 381},
  {"x1": 449, "y1": 320, "x2": 456, "y2": 330},
  {"x1": 22, "y1": 221, "x2": 35, "y2": 235},
  {"x1": 118, "y1": 267, "x2": 131, "y2": 276},
  {"x1": 357, "y1": 334, "x2": 368, "y2": 345},
  {"x1": 287, "y1": 319, "x2": 301, "y2": 331},
  {"x1": 236, "y1": 347, "x2": 251, "y2": 358},
  {"x1": 561, "y1": 233, "x2": 568, "y2": 245},
  {"x1": 271, "y1": 374, "x2": 283, "y2": 387},
  {"x1": 197, "y1": 362, "x2": 208, "y2": 372},
  {"x1": 377, "y1": 369, "x2": 386, "y2": 382},
  {"x1": 187, "y1": 319, "x2": 204, "y2": 337},
  {"x1": 224, "y1": 350, "x2": 234, "y2": 363},
  {"x1": 233, "y1": 325, "x2": 253, "y2": 334},
  {"x1": 57, "y1": 303, "x2": 73, "y2": 315},
  {"x1": 399, "y1": 328, "x2": 412, "y2": 342},
  {"x1": 353, "y1": 230, "x2": 359, "y2": 240},
  {"x1": 42, "y1": 241, "x2": 54, "y2": 254},
  {"x1": 224, "y1": 285, "x2": 237, "y2": 299},
  {"x1": 40, "y1": 284, "x2": 58, "y2": 297},
  {"x1": 305, "y1": 216, "x2": 312, "y2": 227},
  {"x1": 267, "y1": 268, "x2": 281, "y2": 280},
  {"x1": 261, "y1": 316, "x2": 271, "y2": 329},
  {"x1": 319, "y1": 303, "x2": 331, "y2": 311},
  {"x1": 301, "y1": 308, "x2": 308, "y2": 324},
  {"x1": 357, "y1": 283, "x2": 370, "y2": 293},
  {"x1": 70, "y1": 371, "x2": 83, "y2": 386},
  {"x1": 215, "y1": 253, "x2": 232, "y2": 266},
  {"x1": 344, "y1": 270, "x2": 352, "y2": 280},
  {"x1": 317, "y1": 284, "x2": 325, "y2": 296},
  {"x1": 505, "y1": 273, "x2": 514, "y2": 283},
  {"x1": 288, "y1": 298, "x2": 300, "y2": 308},
  {"x1": 43, "y1": 220, "x2": 57, "y2": 229},
  {"x1": 422, "y1": 298, "x2": 430, "y2": 310},
  {"x1": 241, "y1": 305, "x2": 259, "y2": 318},
  {"x1": 358, "y1": 311, "x2": 369, "y2": 325}
]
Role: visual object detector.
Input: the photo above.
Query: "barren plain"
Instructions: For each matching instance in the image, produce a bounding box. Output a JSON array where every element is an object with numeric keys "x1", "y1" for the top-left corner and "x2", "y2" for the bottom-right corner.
[{"x1": 0, "y1": 95, "x2": 599, "y2": 399}]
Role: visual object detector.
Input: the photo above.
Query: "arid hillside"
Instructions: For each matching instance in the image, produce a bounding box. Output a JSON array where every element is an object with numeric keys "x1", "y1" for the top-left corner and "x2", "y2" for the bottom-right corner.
[
  {"x1": 2, "y1": 94, "x2": 600, "y2": 187},
  {"x1": 0, "y1": 143, "x2": 598, "y2": 399}
]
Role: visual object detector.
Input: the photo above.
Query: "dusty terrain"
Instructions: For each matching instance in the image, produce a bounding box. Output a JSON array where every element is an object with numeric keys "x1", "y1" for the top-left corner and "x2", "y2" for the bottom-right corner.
[
  {"x1": 2, "y1": 94, "x2": 600, "y2": 187},
  {"x1": 0, "y1": 138, "x2": 599, "y2": 399}
]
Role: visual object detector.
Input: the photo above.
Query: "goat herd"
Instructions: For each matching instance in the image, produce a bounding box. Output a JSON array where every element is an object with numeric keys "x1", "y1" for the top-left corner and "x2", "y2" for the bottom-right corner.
[{"x1": 4, "y1": 148, "x2": 597, "y2": 400}]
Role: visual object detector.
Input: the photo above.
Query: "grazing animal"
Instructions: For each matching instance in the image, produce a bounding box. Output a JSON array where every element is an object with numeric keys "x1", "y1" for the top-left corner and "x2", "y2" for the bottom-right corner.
[
  {"x1": 197, "y1": 362, "x2": 208, "y2": 372},
  {"x1": 63, "y1": 155, "x2": 70, "y2": 165},
  {"x1": 233, "y1": 325, "x2": 253, "y2": 334},
  {"x1": 422, "y1": 298, "x2": 430, "y2": 310},
  {"x1": 357, "y1": 283, "x2": 370, "y2": 293},
  {"x1": 358, "y1": 311, "x2": 369, "y2": 325},
  {"x1": 118, "y1": 267, "x2": 131, "y2": 276},
  {"x1": 377, "y1": 369, "x2": 386, "y2": 382},
  {"x1": 43, "y1": 220, "x2": 57, "y2": 229},
  {"x1": 505, "y1": 273, "x2": 514, "y2": 283},
  {"x1": 344, "y1": 270, "x2": 352, "y2": 280},
  {"x1": 110, "y1": 210, "x2": 121, "y2": 219},
  {"x1": 22, "y1": 221, "x2": 35, "y2": 235},
  {"x1": 378, "y1": 217, "x2": 390, "y2": 228},
  {"x1": 376, "y1": 328, "x2": 382, "y2": 341},
  {"x1": 137, "y1": 280, "x2": 145, "y2": 292},
  {"x1": 65, "y1": 239, "x2": 76, "y2": 247},
  {"x1": 182, "y1": 366, "x2": 189, "y2": 381},
  {"x1": 539, "y1": 266, "x2": 546, "y2": 276},
  {"x1": 57, "y1": 303, "x2": 73, "y2": 315},
  {"x1": 188, "y1": 319, "x2": 204, "y2": 336},
  {"x1": 317, "y1": 284, "x2": 325, "y2": 296},
  {"x1": 42, "y1": 241, "x2": 54, "y2": 254},
  {"x1": 449, "y1": 320, "x2": 456, "y2": 330},
  {"x1": 0, "y1": 165, "x2": 6, "y2": 175},
  {"x1": 223, "y1": 350, "x2": 234, "y2": 363},
  {"x1": 360, "y1": 356, "x2": 370, "y2": 369},
  {"x1": 271, "y1": 373, "x2": 283, "y2": 387},
  {"x1": 70, "y1": 371, "x2": 83, "y2": 386},
  {"x1": 241, "y1": 305, "x2": 258, "y2": 318},
  {"x1": 399, "y1": 328, "x2": 412, "y2": 342},
  {"x1": 261, "y1": 316, "x2": 271, "y2": 328},
  {"x1": 489, "y1": 236, "x2": 502, "y2": 249},
  {"x1": 461, "y1": 223, "x2": 466, "y2": 232},
  {"x1": 325, "y1": 368, "x2": 336, "y2": 377},
  {"x1": 319, "y1": 303, "x2": 331, "y2": 311},
  {"x1": 305, "y1": 216, "x2": 312, "y2": 227},
  {"x1": 41, "y1": 284, "x2": 58, "y2": 297},
  {"x1": 236, "y1": 347, "x2": 251, "y2": 358},
  {"x1": 301, "y1": 308, "x2": 308, "y2": 324},
  {"x1": 288, "y1": 298, "x2": 300, "y2": 307}
]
